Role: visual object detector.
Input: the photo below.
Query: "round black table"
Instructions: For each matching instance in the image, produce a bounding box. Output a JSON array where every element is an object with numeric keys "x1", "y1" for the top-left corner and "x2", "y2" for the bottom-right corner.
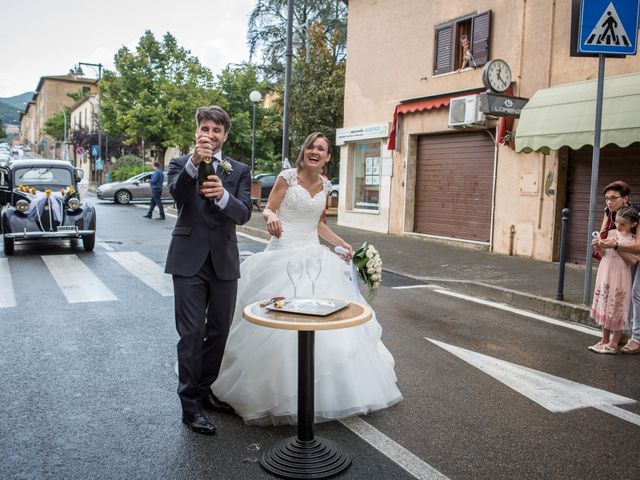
[{"x1": 243, "y1": 300, "x2": 372, "y2": 479}]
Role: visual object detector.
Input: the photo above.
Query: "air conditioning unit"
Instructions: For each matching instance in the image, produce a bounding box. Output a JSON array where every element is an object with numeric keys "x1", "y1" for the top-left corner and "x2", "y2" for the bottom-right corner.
[{"x1": 448, "y1": 94, "x2": 486, "y2": 128}]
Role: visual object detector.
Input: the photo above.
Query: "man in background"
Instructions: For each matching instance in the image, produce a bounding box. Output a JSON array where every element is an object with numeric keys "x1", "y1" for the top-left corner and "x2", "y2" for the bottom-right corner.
[{"x1": 143, "y1": 161, "x2": 165, "y2": 220}]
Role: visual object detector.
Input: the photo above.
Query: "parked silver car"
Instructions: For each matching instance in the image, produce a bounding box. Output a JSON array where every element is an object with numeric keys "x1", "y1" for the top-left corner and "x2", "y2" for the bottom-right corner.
[{"x1": 96, "y1": 171, "x2": 171, "y2": 205}]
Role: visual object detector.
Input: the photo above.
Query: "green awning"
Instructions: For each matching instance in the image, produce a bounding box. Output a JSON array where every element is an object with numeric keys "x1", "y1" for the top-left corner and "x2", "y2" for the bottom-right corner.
[{"x1": 515, "y1": 71, "x2": 640, "y2": 154}]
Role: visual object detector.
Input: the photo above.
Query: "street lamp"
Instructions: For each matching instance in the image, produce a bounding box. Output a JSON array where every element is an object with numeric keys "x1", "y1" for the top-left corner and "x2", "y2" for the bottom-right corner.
[
  {"x1": 72, "y1": 62, "x2": 103, "y2": 80},
  {"x1": 249, "y1": 90, "x2": 262, "y2": 177},
  {"x1": 281, "y1": 0, "x2": 295, "y2": 170}
]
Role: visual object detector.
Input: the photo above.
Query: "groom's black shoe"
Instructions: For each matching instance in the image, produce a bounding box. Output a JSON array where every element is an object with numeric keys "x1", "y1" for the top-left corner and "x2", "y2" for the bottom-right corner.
[
  {"x1": 182, "y1": 411, "x2": 217, "y2": 435},
  {"x1": 202, "y1": 393, "x2": 234, "y2": 413}
]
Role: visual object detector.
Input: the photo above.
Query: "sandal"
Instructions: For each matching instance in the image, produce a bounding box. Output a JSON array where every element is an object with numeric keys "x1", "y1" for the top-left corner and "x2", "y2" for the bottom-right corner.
[
  {"x1": 588, "y1": 341, "x2": 604, "y2": 352},
  {"x1": 621, "y1": 339, "x2": 640, "y2": 355}
]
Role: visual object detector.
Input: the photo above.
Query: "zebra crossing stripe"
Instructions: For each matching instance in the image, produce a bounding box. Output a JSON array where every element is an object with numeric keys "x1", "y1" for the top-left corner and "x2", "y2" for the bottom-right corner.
[
  {"x1": 0, "y1": 258, "x2": 17, "y2": 308},
  {"x1": 41, "y1": 254, "x2": 117, "y2": 303},
  {"x1": 107, "y1": 251, "x2": 173, "y2": 297}
]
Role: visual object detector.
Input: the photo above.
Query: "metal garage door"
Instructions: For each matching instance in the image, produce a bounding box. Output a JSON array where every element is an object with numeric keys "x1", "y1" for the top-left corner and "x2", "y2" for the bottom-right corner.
[
  {"x1": 565, "y1": 143, "x2": 640, "y2": 264},
  {"x1": 414, "y1": 132, "x2": 495, "y2": 242}
]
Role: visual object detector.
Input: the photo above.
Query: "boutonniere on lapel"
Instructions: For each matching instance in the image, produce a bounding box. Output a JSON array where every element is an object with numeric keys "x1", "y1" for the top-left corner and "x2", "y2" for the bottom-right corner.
[{"x1": 219, "y1": 159, "x2": 233, "y2": 175}]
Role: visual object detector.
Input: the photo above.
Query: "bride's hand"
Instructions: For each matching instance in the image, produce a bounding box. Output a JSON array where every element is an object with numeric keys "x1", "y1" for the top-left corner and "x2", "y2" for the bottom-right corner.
[
  {"x1": 337, "y1": 241, "x2": 353, "y2": 261},
  {"x1": 265, "y1": 213, "x2": 283, "y2": 238}
]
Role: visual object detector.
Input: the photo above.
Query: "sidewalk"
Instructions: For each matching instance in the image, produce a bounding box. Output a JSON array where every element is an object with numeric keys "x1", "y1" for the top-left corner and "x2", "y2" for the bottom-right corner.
[{"x1": 236, "y1": 210, "x2": 596, "y2": 328}]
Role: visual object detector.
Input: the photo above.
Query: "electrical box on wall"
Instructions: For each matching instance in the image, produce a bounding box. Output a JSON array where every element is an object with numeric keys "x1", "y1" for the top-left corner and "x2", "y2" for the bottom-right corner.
[{"x1": 448, "y1": 95, "x2": 486, "y2": 128}]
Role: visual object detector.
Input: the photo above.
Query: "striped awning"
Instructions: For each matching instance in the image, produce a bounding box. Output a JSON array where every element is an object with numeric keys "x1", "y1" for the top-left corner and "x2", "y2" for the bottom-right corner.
[
  {"x1": 387, "y1": 88, "x2": 485, "y2": 150},
  {"x1": 515, "y1": 71, "x2": 640, "y2": 154}
]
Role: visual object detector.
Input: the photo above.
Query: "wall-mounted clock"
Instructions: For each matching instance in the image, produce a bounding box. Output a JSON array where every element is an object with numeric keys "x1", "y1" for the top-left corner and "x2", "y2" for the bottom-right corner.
[{"x1": 482, "y1": 59, "x2": 512, "y2": 93}]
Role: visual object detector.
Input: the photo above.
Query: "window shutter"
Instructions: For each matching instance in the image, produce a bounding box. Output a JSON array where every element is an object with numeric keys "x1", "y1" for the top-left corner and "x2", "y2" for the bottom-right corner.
[
  {"x1": 433, "y1": 24, "x2": 454, "y2": 75},
  {"x1": 471, "y1": 10, "x2": 491, "y2": 66}
]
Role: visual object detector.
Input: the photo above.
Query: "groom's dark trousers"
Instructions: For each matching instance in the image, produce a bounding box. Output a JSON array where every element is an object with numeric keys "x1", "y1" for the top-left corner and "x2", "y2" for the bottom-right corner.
[{"x1": 165, "y1": 154, "x2": 252, "y2": 416}]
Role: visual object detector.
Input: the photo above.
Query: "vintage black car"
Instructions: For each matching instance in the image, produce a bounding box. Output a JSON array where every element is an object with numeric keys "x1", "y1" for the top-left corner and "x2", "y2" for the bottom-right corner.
[{"x1": 0, "y1": 159, "x2": 96, "y2": 255}]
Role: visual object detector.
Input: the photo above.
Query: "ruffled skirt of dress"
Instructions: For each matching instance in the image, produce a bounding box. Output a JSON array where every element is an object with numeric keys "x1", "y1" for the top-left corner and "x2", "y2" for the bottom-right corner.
[
  {"x1": 591, "y1": 253, "x2": 632, "y2": 331},
  {"x1": 211, "y1": 243, "x2": 403, "y2": 426}
]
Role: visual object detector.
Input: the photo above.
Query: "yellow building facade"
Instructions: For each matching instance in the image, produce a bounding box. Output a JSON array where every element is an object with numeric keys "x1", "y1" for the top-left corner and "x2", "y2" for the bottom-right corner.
[{"x1": 19, "y1": 75, "x2": 97, "y2": 159}]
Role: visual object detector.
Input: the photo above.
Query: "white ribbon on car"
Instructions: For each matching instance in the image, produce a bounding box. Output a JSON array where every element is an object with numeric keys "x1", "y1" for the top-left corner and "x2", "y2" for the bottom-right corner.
[{"x1": 27, "y1": 191, "x2": 64, "y2": 222}]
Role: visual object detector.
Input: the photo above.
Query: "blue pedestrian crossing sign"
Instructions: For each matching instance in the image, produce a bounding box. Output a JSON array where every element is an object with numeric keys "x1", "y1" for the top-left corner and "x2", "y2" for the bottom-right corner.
[
  {"x1": 579, "y1": 0, "x2": 639, "y2": 55},
  {"x1": 91, "y1": 145, "x2": 100, "y2": 157}
]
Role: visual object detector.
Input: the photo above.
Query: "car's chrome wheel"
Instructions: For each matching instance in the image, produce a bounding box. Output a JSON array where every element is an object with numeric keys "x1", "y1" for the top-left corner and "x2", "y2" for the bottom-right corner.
[
  {"x1": 115, "y1": 190, "x2": 132, "y2": 205},
  {"x1": 330, "y1": 190, "x2": 339, "y2": 197},
  {"x1": 3, "y1": 235, "x2": 14, "y2": 255}
]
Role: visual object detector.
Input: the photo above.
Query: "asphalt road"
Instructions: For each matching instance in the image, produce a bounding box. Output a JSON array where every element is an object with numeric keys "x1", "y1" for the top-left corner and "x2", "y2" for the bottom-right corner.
[{"x1": 1, "y1": 195, "x2": 638, "y2": 479}]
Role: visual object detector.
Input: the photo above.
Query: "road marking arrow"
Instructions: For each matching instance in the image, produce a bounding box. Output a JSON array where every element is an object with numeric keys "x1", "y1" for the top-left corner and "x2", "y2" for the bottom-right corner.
[{"x1": 425, "y1": 337, "x2": 640, "y2": 427}]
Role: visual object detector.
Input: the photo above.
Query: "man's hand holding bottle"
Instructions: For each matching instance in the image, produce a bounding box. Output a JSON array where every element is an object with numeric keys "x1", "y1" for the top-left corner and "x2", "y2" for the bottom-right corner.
[{"x1": 194, "y1": 132, "x2": 223, "y2": 200}]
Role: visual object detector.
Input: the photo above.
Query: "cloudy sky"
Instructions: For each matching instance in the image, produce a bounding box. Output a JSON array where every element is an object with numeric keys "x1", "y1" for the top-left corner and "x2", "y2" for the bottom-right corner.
[{"x1": 0, "y1": 0, "x2": 255, "y2": 99}]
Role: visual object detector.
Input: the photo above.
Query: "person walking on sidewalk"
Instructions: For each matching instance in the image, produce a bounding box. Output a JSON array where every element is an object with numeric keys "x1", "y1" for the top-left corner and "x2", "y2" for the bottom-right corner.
[
  {"x1": 589, "y1": 206, "x2": 640, "y2": 354},
  {"x1": 143, "y1": 161, "x2": 166, "y2": 220}
]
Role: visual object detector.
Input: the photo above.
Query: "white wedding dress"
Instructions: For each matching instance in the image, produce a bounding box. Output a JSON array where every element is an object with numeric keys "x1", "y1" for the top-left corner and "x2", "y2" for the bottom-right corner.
[{"x1": 211, "y1": 168, "x2": 402, "y2": 426}]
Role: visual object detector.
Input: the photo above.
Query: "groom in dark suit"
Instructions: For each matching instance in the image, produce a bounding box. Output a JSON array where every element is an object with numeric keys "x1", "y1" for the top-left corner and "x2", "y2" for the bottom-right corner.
[{"x1": 165, "y1": 105, "x2": 252, "y2": 434}]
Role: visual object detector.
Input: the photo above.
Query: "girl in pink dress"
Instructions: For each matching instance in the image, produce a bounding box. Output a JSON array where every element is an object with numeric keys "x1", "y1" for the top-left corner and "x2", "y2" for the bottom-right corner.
[{"x1": 590, "y1": 206, "x2": 640, "y2": 354}]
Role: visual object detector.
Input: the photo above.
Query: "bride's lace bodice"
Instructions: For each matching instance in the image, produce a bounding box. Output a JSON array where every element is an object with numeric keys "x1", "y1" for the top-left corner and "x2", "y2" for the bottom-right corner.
[{"x1": 267, "y1": 168, "x2": 332, "y2": 250}]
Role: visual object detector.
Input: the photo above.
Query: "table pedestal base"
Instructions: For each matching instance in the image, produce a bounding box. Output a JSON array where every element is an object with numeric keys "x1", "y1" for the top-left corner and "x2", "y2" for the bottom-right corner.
[{"x1": 260, "y1": 436, "x2": 351, "y2": 479}]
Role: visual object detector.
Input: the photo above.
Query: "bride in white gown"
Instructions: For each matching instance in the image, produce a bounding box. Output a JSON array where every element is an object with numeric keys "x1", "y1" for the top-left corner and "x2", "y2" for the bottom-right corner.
[{"x1": 211, "y1": 132, "x2": 402, "y2": 426}]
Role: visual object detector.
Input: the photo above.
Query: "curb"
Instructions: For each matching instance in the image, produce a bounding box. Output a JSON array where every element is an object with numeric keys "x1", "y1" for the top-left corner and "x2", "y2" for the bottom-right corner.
[
  {"x1": 237, "y1": 224, "x2": 270, "y2": 241},
  {"x1": 385, "y1": 270, "x2": 594, "y2": 329},
  {"x1": 234, "y1": 224, "x2": 596, "y2": 329}
]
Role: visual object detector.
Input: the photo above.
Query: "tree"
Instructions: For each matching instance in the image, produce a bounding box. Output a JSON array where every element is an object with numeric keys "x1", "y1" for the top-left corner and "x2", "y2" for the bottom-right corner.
[
  {"x1": 214, "y1": 64, "x2": 281, "y2": 173},
  {"x1": 99, "y1": 31, "x2": 220, "y2": 167},
  {"x1": 67, "y1": 88, "x2": 91, "y2": 102},
  {"x1": 70, "y1": 126, "x2": 140, "y2": 161},
  {"x1": 276, "y1": 22, "x2": 345, "y2": 179},
  {"x1": 43, "y1": 107, "x2": 69, "y2": 141},
  {"x1": 248, "y1": 0, "x2": 347, "y2": 78},
  {"x1": 0, "y1": 123, "x2": 6, "y2": 140}
]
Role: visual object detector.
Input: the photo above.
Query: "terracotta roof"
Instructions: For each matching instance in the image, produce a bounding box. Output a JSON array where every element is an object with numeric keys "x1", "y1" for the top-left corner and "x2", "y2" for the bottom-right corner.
[{"x1": 35, "y1": 75, "x2": 98, "y2": 94}]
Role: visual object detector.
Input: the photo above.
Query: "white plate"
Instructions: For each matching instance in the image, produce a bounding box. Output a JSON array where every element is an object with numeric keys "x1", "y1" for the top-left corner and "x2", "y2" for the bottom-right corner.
[{"x1": 266, "y1": 298, "x2": 348, "y2": 316}]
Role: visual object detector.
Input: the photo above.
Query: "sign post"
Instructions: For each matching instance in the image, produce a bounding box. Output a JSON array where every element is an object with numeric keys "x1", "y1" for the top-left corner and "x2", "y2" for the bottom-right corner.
[{"x1": 578, "y1": 0, "x2": 639, "y2": 304}]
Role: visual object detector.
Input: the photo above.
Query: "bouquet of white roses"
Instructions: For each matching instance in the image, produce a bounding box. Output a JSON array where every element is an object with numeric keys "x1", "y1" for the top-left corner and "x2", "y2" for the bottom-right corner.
[{"x1": 353, "y1": 242, "x2": 382, "y2": 302}]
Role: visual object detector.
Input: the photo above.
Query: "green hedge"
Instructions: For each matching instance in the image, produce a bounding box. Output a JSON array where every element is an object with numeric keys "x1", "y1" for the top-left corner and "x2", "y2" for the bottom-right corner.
[{"x1": 110, "y1": 155, "x2": 152, "y2": 182}]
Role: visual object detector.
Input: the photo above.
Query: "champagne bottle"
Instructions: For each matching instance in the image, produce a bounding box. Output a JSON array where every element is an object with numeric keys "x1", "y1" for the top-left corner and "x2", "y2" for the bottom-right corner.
[{"x1": 198, "y1": 157, "x2": 216, "y2": 197}]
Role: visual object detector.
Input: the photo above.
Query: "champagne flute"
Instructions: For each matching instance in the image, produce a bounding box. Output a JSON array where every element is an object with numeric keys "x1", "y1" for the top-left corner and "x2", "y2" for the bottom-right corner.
[
  {"x1": 306, "y1": 257, "x2": 322, "y2": 298},
  {"x1": 286, "y1": 260, "x2": 304, "y2": 298}
]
